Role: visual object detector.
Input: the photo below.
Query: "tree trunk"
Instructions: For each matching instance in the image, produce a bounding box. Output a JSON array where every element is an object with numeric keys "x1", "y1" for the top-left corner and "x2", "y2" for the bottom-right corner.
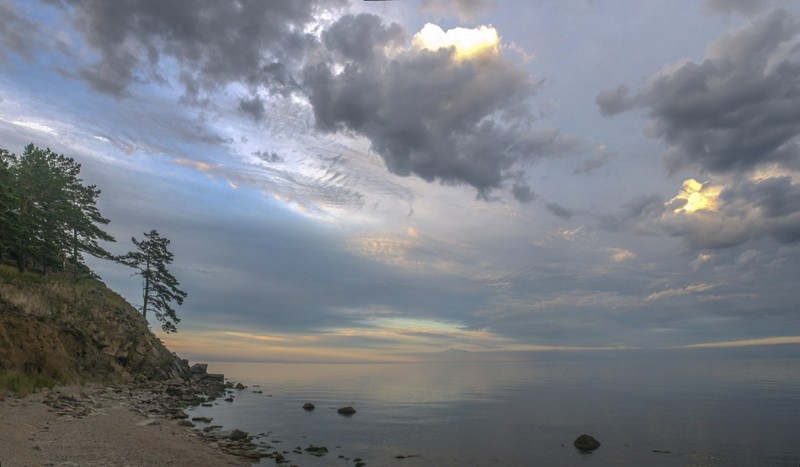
[{"x1": 142, "y1": 260, "x2": 151, "y2": 318}]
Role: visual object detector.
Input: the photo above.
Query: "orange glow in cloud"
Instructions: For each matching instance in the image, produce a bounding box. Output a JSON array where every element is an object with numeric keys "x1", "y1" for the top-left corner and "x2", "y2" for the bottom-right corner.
[{"x1": 678, "y1": 336, "x2": 800, "y2": 348}]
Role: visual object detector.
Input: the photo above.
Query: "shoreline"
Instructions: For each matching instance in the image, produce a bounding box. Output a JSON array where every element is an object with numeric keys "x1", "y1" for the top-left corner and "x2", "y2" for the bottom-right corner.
[{"x1": 0, "y1": 365, "x2": 270, "y2": 467}]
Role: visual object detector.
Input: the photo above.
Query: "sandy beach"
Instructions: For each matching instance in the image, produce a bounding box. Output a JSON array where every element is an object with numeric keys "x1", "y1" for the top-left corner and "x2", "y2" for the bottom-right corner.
[{"x1": 0, "y1": 384, "x2": 250, "y2": 467}]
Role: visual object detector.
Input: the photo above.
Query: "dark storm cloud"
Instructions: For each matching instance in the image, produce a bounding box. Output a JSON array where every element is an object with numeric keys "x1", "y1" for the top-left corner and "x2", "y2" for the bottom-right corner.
[
  {"x1": 511, "y1": 183, "x2": 536, "y2": 203},
  {"x1": 597, "y1": 10, "x2": 800, "y2": 252},
  {"x1": 595, "y1": 85, "x2": 634, "y2": 117},
  {"x1": 253, "y1": 150, "x2": 284, "y2": 164},
  {"x1": 238, "y1": 96, "x2": 266, "y2": 121},
  {"x1": 0, "y1": 3, "x2": 40, "y2": 61},
  {"x1": 722, "y1": 176, "x2": 800, "y2": 244},
  {"x1": 48, "y1": 0, "x2": 345, "y2": 98},
  {"x1": 419, "y1": 0, "x2": 496, "y2": 20},
  {"x1": 305, "y1": 13, "x2": 580, "y2": 200},
  {"x1": 597, "y1": 9, "x2": 800, "y2": 174},
  {"x1": 545, "y1": 202, "x2": 574, "y2": 219},
  {"x1": 322, "y1": 13, "x2": 406, "y2": 64}
]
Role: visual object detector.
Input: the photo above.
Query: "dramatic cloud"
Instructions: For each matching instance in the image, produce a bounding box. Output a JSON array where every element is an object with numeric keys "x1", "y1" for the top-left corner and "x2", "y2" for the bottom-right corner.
[
  {"x1": 545, "y1": 202, "x2": 574, "y2": 220},
  {"x1": 253, "y1": 150, "x2": 284, "y2": 164},
  {"x1": 304, "y1": 14, "x2": 579, "y2": 199},
  {"x1": 511, "y1": 183, "x2": 536, "y2": 203},
  {"x1": 597, "y1": 10, "x2": 800, "y2": 252},
  {"x1": 595, "y1": 85, "x2": 634, "y2": 117},
  {"x1": 606, "y1": 173, "x2": 800, "y2": 251},
  {"x1": 598, "y1": 9, "x2": 800, "y2": 174},
  {"x1": 0, "y1": 3, "x2": 40, "y2": 61},
  {"x1": 46, "y1": 0, "x2": 345, "y2": 97}
]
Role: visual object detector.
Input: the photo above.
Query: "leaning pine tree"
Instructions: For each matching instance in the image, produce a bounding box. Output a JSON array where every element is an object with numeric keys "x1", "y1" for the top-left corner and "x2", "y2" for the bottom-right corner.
[{"x1": 119, "y1": 230, "x2": 187, "y2": 333}]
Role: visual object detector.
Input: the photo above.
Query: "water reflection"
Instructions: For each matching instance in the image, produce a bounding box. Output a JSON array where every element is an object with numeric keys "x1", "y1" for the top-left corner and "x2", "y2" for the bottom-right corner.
[{"x1": 187, "y1": 349, "x2": 800, "y2": 466}]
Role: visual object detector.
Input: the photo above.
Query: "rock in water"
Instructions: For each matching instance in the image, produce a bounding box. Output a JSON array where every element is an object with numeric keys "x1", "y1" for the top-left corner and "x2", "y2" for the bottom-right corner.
[
  {"x1": 229, "y1": 429, "x2": 249, "y2": 441},
  {"x1": 337, "y1": 406, "x2": 356, "y2": 415},
  {"x1": 573, "y1": 434, "x2": 601, "y2": 451},
  {"x1": 303, "y1": 403, "x2": 315, "y2": 411}
]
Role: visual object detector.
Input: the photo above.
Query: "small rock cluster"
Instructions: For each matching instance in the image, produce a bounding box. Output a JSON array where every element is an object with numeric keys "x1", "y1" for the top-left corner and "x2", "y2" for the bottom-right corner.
[
  {"x1": 41, "y1": 362, "x2": 375, "y2": 465},
  {"x1": 42, "y1": 391, "x2": 95, "y2": 419}
]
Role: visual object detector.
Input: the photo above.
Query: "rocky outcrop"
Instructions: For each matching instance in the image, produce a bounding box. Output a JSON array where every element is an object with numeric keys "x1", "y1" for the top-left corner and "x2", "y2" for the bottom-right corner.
[
  {"x1": 574, "y1": 434, "x2": 601, "y2": 451},
  {"x1": 0, "y1": 266, "x2": 188, "y2": 383}
]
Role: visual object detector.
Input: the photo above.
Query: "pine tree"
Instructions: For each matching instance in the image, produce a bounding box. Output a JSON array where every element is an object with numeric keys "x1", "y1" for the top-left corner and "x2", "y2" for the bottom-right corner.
[
  {"x1": 5, "y1": 144, "x2": 115, "y2": 273},
  {"x1": 119, "y1": 230, "x2": 187, "y2": 333},
  {"x1": 0, "y1": 149, "x2": 18, "y2": 260}
]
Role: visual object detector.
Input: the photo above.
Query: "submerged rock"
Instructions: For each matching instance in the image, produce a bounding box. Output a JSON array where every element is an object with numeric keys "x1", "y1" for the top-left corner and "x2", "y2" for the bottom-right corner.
[
  {"x1": 337, "y1": 406, "x2": 356, "y2": 415},
  {"x1": 303, "y1": 403, "x2": 315, "y2": 411},
  {"x1": 573, "y1": 434, "x2": 601, "y2": 451},
  {"x1": 305, "y1": 445, "x2": 329, "y2": 456}
]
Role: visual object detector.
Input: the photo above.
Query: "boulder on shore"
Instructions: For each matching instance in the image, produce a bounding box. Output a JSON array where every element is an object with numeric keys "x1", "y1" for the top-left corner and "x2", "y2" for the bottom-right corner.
[
  {"x1": 337, "y1": 406, "x2": 356, "y2": 415},
  {"x1": 573, "y1": 434, "x2": 601, "y2": 451},
  {"x1": 303, "y1": 403, "x2": 315, "y2": 411},
  {"x1": 190, "y1": 363, "x2": 208, "y2": 374},
  {"x1": 229, "y1": 429, "x2": 249, "y2": 441}
]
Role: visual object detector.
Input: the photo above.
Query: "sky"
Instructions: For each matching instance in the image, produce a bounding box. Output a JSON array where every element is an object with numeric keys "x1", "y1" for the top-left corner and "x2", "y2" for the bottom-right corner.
[{"x1": 1, "y1": 0, "x2": 800, "y2": 362}]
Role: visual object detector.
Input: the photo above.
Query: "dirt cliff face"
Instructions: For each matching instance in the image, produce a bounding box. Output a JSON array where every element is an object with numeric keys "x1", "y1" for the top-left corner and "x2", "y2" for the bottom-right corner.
[{"x1": 0, "y1": 265, "x2": 186, "y2": 382}]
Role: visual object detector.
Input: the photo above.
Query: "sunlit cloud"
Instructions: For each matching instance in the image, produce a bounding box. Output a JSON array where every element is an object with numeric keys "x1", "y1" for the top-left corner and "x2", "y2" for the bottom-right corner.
[
  {"x1": 604, "y1": 247, "x2": 636, "y2": 263},
  {"x1": 669, "y1": 178, "x2": 723, "y2": 214},
  {"x1": 412, "y1": 23, "x2": 500, "y2": 60},
  {"x1": 748, "y1": 164, "x2": 800, "y2": 184},
  {"x1": 645, "y1": 283, "x2": 714, "y2": 301},
  {"x1": 9, "y1": 119, "x2": 58, "y2": 136}
]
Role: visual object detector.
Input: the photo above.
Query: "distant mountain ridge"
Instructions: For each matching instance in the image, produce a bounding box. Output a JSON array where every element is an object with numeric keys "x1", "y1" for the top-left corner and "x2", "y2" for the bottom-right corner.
[{"x1": 0, "y1": 264, "x2": 187, "y2": 383}]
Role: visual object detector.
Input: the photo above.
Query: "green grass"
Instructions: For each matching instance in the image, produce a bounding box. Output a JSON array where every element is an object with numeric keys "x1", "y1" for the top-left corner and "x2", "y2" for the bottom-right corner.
[{"x1": 0, "y1": 369, "x2": 57, "y2": 398}]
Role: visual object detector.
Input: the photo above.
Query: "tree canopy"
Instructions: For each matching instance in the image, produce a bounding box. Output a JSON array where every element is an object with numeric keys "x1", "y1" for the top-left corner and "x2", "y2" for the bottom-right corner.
[
  {"x1": 119, "y1": 230, "x2": 187, "y2": 333},
  {"x1": 0, "y1": 144, "x2": 114, "y2": 274}
]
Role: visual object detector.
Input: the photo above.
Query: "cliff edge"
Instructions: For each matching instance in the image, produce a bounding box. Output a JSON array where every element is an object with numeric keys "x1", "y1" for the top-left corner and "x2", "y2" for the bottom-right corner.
[{"x1": 0, "y1": 264, "x2": 187, "y2": 383}]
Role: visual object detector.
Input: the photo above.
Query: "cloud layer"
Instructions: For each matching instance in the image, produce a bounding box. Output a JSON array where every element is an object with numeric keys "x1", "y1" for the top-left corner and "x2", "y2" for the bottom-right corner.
[
  {"x1": 598, "y1": 9, "x2": 800, "y2": 250},
  {"x1": 305, "y1": 14, "x2": 579, "y2": 199}
]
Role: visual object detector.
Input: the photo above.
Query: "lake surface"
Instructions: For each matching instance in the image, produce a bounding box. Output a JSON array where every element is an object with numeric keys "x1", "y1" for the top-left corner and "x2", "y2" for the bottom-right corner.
[{"x1": 188, "y1": 349, "x2": 800, "y2": 466}]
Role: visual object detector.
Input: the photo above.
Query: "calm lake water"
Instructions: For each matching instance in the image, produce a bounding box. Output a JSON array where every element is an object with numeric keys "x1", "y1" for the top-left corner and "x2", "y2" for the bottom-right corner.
[{"x1": 188, "y1": 349, "x2": 800, "y2": 466}]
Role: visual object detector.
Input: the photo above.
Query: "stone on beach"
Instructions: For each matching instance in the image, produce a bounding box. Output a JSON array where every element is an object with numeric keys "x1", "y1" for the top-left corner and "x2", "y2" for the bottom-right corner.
[
  {"x1": 229, "y1": 428, "x2": 249, "y2": 441},
  {"x1": 573, "y1": 434, "x2": 601, "y2": 451}
]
